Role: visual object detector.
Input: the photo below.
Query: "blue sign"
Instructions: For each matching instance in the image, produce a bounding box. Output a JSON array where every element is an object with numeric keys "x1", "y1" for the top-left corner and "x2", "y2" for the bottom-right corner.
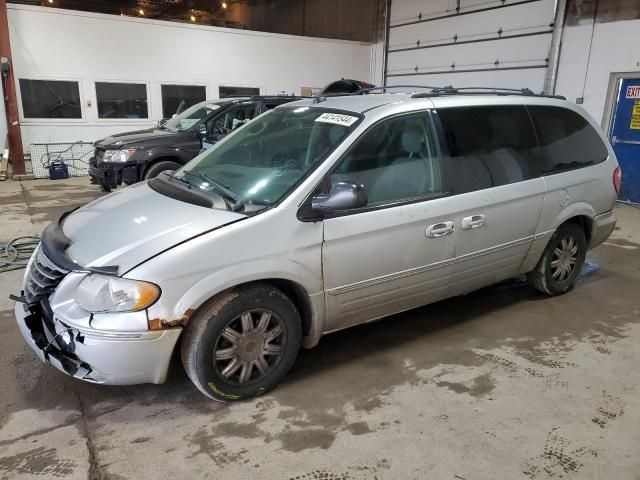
[{"x1": 610, "y1": 78, "x2": 640, "y2": 203}]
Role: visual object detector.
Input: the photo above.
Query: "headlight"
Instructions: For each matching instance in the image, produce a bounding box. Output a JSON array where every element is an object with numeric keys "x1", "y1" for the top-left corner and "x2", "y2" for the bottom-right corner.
[
  {"x1": 103, "y1": 148, "x2": 136, "y2": 163},
  {"x1": 75, "y1": 274, "x2": 160, "y2": 313}
]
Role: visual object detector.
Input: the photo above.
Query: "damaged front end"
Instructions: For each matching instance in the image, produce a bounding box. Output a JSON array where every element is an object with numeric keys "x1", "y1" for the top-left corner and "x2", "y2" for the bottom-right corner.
[{"x1": 12, "y1": 212, "x2": 181, "y2": 385}]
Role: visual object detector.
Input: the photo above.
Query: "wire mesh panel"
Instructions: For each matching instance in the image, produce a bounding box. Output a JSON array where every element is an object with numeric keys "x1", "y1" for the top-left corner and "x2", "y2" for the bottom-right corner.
[{"x1": 29, "y1": 142, "x2": 94, "y2": 179}]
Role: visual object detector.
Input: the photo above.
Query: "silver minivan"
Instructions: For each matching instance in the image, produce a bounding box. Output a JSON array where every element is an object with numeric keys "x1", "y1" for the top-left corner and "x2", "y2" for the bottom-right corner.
[{"x1": 14, "y1": 89, "x2": 620, "y2": 401}]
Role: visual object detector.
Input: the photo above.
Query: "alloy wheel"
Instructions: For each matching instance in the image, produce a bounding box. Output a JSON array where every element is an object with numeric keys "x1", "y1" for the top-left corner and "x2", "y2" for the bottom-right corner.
[
  {"x1": 212, "y1": 309, "x2": 286, "y2": 385},
  {"x1": 551, "y1": 235, "x2": 578, "y2": 283}
]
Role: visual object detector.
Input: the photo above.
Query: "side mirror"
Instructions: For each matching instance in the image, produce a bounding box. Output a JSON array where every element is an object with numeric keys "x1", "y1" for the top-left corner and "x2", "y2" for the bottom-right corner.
[
  {"x1": 197, "y1": 123, "x2": 207, "y2": 139},
  {"x1": 311, "y1": 181, "x2": 367, "y2": 215}
]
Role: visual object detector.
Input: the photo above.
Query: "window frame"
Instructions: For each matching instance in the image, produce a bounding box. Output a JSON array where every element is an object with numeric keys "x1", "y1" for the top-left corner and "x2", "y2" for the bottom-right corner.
[
  {"x1": 93, "y1": 80, "x2": 151, "y2": 122},
  {"x1": 218, "y1": 84, "x2": 262, "y2": 98},
  {"x1": 160, "y1": 82, "x2": 207, "y2": 119},
  {"x1": 16, "y1": 76, "x2": 85, "y2": 124},
  {"x1": 298, "y1": 109, "x2": 451, "y2": 221}
]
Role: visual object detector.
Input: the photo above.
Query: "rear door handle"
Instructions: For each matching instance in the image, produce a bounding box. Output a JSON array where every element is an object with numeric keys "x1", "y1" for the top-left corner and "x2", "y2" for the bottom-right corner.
[
  {"x1": 426, "y1": 221, "x2": 454, "y2": 238},
  {"x1": 461, "y1": 214, "x2": 486, "y2": 230}
]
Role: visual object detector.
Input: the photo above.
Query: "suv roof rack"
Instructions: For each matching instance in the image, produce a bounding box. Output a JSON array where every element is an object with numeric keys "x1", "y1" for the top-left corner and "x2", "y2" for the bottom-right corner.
[{"x1": 312, "y1": 84, "x2": 566, "y2": 102}]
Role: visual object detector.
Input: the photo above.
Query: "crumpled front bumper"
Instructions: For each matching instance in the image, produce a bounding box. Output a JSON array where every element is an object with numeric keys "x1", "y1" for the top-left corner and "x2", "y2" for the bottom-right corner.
[
  {"x1": 15, "y1": 300, "x2": 181, "y2": 385},
  {"x1": 88, "y1": 157, "x2": 140, "y2": 189}
]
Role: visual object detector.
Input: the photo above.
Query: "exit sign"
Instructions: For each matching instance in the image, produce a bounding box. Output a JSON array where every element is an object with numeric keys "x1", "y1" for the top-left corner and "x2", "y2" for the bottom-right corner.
[{"x1": 627, "y1": 86, "x2": 640, "y2": 98}]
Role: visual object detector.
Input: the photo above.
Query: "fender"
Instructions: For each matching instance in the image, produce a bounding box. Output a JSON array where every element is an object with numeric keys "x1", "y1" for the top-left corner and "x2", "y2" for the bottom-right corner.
[
  {"x1": 138, "y1": 146, "x2": 194, "y2": 166},
  {"x1": 550, "y1": 201, "x2": 596, "y2": 233},
  {"x1": 520, "y1": 201, "x2": 596, "y2": 273},
  {"x1": 141, "y1": 258, "x2": 325, "y2": 348}
]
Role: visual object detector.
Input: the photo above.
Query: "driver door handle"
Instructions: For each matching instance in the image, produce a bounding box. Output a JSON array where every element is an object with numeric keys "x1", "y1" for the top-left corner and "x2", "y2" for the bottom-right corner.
[
  {"x1": 461, "y1": 214, "x2": 486, "y2": 230},
  {"x1": 426, "y1": 221, "x2": 454, "y2": 238}
]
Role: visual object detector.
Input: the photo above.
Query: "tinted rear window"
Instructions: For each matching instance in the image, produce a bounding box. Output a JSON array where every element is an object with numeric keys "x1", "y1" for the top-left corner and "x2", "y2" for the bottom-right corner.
[
  {"x1": 527, "y1": 106, "x2": 608, "y2": 174},
  {"x1": 437, "y1": 105, "x2": 540, "y2": 194}
]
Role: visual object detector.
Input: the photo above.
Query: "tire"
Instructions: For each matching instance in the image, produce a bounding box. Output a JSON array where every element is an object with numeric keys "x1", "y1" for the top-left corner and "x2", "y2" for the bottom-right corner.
[
  {"x1": 181, "y1": 284, "x2": 302, "y2": 402},
  {"x1": 143, "y1": 160, "x2": 181, "y2": 180},
  {"x1": 527, "y1": 223, "x2": 587, "y2": 296}
]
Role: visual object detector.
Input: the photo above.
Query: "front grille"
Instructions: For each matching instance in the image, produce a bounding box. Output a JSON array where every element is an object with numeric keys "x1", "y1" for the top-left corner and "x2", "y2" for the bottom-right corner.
[{"x1": 23, "y1": 247, "x2": 69, "y2": 305}]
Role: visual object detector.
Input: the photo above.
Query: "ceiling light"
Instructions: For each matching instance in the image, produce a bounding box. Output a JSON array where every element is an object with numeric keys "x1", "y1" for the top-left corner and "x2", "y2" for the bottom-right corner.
[
  {"x1": 222, "y1": 2, "x2": 228, "y2": 9},
  {"x1": 190, "y1": 15, "x2": 196, "y2": 21},
  {"x1": 139, "y1": 9, "x2": 144, "y2": 15}
]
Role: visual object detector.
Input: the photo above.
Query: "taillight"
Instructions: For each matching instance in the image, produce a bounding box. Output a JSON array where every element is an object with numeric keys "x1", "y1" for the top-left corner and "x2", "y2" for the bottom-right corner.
[{"x1": 613, "y1": 166, "x2": 622, "y2": 196}]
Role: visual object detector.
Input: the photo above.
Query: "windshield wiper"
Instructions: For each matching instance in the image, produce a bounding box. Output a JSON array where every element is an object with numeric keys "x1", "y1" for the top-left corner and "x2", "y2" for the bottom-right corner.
[
  {"x1": 183, "y1": 170, "x2": 244, "y2": 212},
  {"x1": 163, "y1": 171, "x2": 189, "y2": 185}
]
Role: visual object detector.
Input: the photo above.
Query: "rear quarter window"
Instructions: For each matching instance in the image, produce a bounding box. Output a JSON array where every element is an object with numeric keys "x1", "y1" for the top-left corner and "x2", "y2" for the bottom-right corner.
[{"x1": 527, "y1": 105, "x2": 609, "y2": 174}]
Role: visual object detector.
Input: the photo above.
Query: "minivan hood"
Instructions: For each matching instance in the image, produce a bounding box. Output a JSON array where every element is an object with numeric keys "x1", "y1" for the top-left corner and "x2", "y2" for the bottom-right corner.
[
  {"x1": 63, "y1": 182, "x2": 245, "y2": 273},
  {"x1": 95, "y1": 128, "x2": 176, "y2": 149}
]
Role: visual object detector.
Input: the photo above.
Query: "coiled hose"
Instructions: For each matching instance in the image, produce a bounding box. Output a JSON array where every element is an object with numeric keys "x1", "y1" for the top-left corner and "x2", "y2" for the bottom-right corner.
[{"x1": 0, "y1": 236, "x2": 40, "y2": 273}]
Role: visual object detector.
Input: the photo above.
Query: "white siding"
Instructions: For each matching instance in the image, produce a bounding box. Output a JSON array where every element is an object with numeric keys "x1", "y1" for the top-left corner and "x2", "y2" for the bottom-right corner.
[
  {"x1": 8, "y1": 4, "x2": 373, "y2": 150},
  {"x1": 385, "y1": 0, "x2": 555, "y2": 91},
  {"x1": 556, "y1": 18, "x2": 640, "y2": 125}
]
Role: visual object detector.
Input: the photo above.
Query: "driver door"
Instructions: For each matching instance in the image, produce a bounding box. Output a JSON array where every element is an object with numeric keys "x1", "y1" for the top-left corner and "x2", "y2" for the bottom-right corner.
[{"x1": 321, "y1": 112, "x2": 457, "y2": 332}]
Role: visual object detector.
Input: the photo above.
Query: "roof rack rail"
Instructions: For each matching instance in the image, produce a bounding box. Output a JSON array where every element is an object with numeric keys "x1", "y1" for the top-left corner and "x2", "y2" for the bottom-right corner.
[
  {"x1": 311, "y1": 85, "x2": 567, "y2": 103},
  {"x1": 411, "y1": 86, "x2": 566, "y2": 100},
  {"x1": 312, "y1": 84, "x2": 444, "y2": 103}
]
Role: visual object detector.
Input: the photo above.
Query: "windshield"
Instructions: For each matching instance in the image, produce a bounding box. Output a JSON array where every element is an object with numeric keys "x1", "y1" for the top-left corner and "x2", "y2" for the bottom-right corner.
[
  {"x1": 162, "y1": 101, "x2": 222, "y2": 132},
  {"x1": 174, "y1": 107, "x2": 361, "y2": 208}
]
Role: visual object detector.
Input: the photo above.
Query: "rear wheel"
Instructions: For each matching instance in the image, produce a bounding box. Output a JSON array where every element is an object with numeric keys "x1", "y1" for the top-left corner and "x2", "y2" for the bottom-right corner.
[
  {"x1": 181, "y1": 284, "x2": 302, "y2": 401},
  {"x1": 527, "y1": 223, "x2": 587, "y2": 295},
  {"x1": 143, "y1": 160, "x2": 181, "y2": 180}
]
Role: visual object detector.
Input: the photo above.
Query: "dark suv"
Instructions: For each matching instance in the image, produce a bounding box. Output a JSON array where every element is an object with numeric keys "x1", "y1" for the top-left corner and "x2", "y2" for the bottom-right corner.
[{"x1": 89, "y1": 96, "x2": 301, "y2": 190}]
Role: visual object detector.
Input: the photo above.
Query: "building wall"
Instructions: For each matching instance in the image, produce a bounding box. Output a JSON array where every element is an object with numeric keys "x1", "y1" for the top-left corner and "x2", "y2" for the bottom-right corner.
[
  {"x1": 8, "y1": 4, "x2": 373, "y2": 151},
  {"x1": 555, "y1": 1, "x2": 640, "y2": 125}
]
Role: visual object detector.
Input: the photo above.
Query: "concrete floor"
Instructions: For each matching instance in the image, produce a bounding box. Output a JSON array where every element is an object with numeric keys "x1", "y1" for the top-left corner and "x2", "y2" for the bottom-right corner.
[{"x1": 1, "y1": 177, "x2": 640, "y2": 480}]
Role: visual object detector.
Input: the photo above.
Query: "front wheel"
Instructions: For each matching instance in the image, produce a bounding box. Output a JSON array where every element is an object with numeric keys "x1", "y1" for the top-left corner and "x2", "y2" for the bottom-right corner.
[
  {"x1": 143, "y1": 160, "x2": 181, "y2": 180},
  {"x1": 181, "y1": 284, "x2": 302, "y2": 401},
  {"x1": 527, "y1": 223, "x2": 587, "y2": 296}
]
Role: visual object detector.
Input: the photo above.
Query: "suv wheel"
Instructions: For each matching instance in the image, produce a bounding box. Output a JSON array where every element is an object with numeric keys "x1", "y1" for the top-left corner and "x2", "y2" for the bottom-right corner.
[
  {"x1": 527, "y1": 223, "x2": 587, "y2": 295},
  {"x1": 181, "y1": 284, "x2": 302, "y2": 401},
  {"x1": 143, "y1": 160, "x2": 181, "y2": 180}
]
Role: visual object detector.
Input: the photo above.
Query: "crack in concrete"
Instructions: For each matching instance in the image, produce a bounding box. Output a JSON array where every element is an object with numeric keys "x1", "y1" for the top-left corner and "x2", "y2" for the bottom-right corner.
[{"x1": 73, "y1": 391, "x2": 101, "y2": 480}]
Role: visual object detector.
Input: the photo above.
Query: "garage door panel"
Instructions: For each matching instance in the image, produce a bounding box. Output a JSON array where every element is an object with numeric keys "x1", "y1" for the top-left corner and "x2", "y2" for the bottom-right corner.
[
  {"x1": 386, "y1": 68, "x2": 546, "y2": 91},
  {"x1": 387, "y1": 34, "x2": 551, "y2": 73},
  {"x1": 390, "y1": 0, "x2": 452, "y2": 25},
  {"x1": 389, "y1": 0, "x2": 554, "y2": 48},
  {"x1": 386, "y1": 0, "x2": 555, "y2": 91}
]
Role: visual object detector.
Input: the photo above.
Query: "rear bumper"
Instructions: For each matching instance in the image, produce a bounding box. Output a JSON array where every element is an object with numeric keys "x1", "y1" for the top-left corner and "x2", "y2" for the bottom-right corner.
[
  {"x1": 590, "y1": 210, "x2": 617, "y2": 249},
  {"x1": 15, "y1": 300, "x2": 181, "y2": 385}
]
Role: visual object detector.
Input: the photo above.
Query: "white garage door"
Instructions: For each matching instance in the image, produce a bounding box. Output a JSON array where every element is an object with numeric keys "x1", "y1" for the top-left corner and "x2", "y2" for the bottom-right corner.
[{"x1": 386, "y1": 0, "x2": 557, "y2": 92}]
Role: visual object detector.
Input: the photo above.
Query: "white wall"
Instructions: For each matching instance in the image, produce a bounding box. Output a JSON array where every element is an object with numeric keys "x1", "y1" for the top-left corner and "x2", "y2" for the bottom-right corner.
[
  {"x1": 555, "y1": 18, "x2": 640, "y2": 125},
  {"x1": 8, "y1": 4, "x2": 373, "y2": 151},
  {"x1": 385, "y1": 0, "x2": 556, "y2": 91}
]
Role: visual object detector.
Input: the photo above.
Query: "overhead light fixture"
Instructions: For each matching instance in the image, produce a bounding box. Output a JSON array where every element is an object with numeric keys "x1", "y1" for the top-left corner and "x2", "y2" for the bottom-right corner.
[
  {"x1": 190, "y1": 15, "x2": 196, "y2": 22},
  {"x1": 47, "y1": 0, "x2": 53, "y2": 3},
  {"x1": 139, "y1": 9, "x2": 144, "y2": 15},
  {"x1": 222, "y1": 2, "x2": 228, "y2": 9}
]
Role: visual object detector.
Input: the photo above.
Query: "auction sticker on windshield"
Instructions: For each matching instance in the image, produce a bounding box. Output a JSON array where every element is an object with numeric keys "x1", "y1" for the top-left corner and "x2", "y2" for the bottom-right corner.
[{"x1": 315, "y1": 113, "x2": 359, "y2": 127}]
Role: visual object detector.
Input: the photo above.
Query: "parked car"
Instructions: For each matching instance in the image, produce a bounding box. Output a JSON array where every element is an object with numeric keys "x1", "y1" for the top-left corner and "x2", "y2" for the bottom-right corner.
[
  {"x1": 15, "y1": 88, "x2": 620, "y2": 401},
  {"x1": 320, "y1": 78, "x2": 375, "y2": 95},
  {"x1": 88, "y1": 96, "x2": 301, "y2": 191}
]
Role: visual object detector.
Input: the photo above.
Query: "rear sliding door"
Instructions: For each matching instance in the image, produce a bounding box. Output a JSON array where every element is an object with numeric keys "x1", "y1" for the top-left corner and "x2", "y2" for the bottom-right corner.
[{"x1": 435, "y1": 104, "x2": 545, "y2": 296}]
